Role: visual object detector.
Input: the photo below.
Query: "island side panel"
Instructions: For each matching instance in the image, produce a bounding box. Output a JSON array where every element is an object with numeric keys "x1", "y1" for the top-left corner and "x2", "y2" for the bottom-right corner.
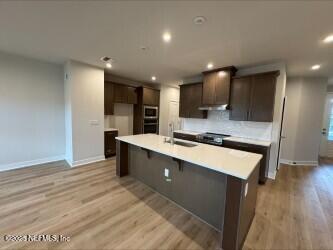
[
  {"x1": 128, "y1": 144, "x2": 227, "y2": 230},
  {"x1": 116, "y1": 140, "x2": 129, "y2": 177},
  {"x1": 222, "y1": 162, "x2": 260, "y2": 250}
]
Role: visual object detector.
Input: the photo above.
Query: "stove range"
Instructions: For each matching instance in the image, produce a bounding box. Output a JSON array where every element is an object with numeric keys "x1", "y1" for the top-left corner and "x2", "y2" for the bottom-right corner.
[{"x1": 196, "y1": 132, "x2": 230, "y2": 146}]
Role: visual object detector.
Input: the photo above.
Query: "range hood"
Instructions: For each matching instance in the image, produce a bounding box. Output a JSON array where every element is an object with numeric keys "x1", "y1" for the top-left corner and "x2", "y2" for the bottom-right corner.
[{"x1": 198, "y1": 104, "x2": 228, "y2": 111}]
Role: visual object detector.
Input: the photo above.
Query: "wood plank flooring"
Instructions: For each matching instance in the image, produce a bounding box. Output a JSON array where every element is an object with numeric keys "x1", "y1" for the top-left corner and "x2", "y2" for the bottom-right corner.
[{"x1": 0, "y1": 158, "x2": 333, "y2": 249}]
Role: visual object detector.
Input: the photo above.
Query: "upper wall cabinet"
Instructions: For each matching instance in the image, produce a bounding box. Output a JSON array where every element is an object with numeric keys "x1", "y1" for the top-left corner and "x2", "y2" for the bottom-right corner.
[
  {"x1": 179, "y1": 83, "x2": 207, "y2": 119},
  {"x1": 202, "y1": 66, "x2": 237, "y2": 105},
  {"x1": 229, "y1": 71, "x2": 279, "y2": 122},
  {"x1": 105, "y1": 82, "x2": 114, "y2": 115},
  {"x1": 104, "y1": 82, "x2": 138, "y2": 115},
  {"x1": 142, "y1": 87, "x2": 160, "y2": 106}
]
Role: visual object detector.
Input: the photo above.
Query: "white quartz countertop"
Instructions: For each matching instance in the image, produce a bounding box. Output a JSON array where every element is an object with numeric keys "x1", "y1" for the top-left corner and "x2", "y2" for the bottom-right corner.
[
  {"x1": 105, "y1": 128, "x2": 118, "y2": 132},
  {"x1": 223, "y1": 137, "x2": 271, "y2": 147},
  {"x1": 173, "y1": 130, "x2": 201, "y2": 136},
  {"x1": 116, "y1": 134, "x2": 262, "y2": 180}
]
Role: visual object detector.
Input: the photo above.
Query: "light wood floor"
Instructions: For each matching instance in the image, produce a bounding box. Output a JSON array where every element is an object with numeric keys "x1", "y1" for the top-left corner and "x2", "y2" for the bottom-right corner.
[{"x1": 0, "y1": 159, "x2": 333, "y2": 250}]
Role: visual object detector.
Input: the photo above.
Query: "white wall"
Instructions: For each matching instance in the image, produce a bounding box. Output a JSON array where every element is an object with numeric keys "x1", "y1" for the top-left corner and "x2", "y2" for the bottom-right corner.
[
  {"x1": 64, "y1": 60, "x2": 104, "y2": 167},
  {"x1": 105, "y1": 103, "x2": 133, "y2": 136},
  {"x1": 281, "y1": 77, "x2": 327, "y2": 165},
  {"x1": 0, "y1": 51, "x2": 65, "y2": 171},
  {"x1": 159, "y1": 85, "x2": 180, "y2": 136}
]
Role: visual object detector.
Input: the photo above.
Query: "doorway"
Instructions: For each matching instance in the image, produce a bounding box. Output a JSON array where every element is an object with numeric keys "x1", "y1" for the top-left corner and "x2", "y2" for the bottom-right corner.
[
  {"x1": 319, "y1": 93, "x2": 333, "y2": 158},
  {"x1": 167, "y1": 101, "x2": 180, "y2": 137}
]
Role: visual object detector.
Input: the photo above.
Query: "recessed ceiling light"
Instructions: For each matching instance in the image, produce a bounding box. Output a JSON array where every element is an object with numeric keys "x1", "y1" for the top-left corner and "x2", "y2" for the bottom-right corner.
[
  {"x1": 193, "y1": 16, "x2": 207, "y2": 25},
  {"x1": 311, "y1": 64, "x2": 321, "y2": 70},
  {"x1": 152, "y1": 76, "x2": 157, "y2": 81},
  {"x1": 106, "y1": 62, "x2": 112, "y2": 69},
  {"x1": 163, "y1": 32, "x2": 171, "y2": 43},
  {"x1": 323, "y1": 35, "x2": 333, "y2": 43},
  {"x1": 207, "y1": 63, "x2": 213, "y2": 69}
]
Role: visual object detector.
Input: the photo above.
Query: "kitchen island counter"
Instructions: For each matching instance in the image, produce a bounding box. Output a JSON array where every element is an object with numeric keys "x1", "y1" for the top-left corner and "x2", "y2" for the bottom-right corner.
[
  {"x1": 116, "y1": 134, "x2": 261, "y2": 180},
  {"x1": 116, "y1": 134, "x2": 261, "y2": 250}
]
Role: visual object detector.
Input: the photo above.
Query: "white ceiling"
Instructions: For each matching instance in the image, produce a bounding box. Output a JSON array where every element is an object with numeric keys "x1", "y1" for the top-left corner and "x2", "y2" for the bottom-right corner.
[{"x1": 0, "y1": 1, "x2": 333, "y2": 84}]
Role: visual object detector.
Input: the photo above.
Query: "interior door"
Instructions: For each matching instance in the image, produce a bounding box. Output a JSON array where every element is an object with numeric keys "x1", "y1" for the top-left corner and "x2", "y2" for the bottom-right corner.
[
  {"x1": 319, "y1": 93, "x2": 333, "y2": 157},
  {"x1": 168, "y1": 101, "x2": 180, "y2": 137}
]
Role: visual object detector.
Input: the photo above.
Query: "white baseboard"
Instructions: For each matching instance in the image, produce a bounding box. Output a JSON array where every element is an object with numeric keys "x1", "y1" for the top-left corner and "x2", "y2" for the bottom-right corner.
[
  {"x1": 68, "y1": 155, "x2": 105, "y2": 168},
  {"x1": 268, "y1": 171, "x2": 276, "y2": 180},
  {"x1": 0, "y1": 155, "x2": 65, "y2": 172},
  {"x1": 280, "y1": 159, "x2": 318, "y2": 166}
]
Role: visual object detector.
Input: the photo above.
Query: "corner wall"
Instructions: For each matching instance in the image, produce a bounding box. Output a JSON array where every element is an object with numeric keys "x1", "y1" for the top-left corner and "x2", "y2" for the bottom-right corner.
[
  {"x1": 0, "y1": 51, "x2": 65, "y2": 171},
  {"x1": 280, "y1": 77, "x2": 327, "y2": 165},
  {"x1": 64, "y1": 60, "x2": 105, "y2": 167}
]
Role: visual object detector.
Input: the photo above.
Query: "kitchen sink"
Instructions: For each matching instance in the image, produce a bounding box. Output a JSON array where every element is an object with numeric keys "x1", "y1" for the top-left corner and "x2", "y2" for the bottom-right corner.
[{"x1": 165, "y1": 139, "x2": 197, "y2": 147}]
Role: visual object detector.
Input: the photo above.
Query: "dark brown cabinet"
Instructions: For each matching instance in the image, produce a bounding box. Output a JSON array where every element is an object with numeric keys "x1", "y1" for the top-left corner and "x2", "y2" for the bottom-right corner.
[
  {"x1": 179, "y1": 83, "x2": 207, "y2": 119},
  {"x1": 113, "y1": 84, "x2": 128, "y2": 103},
  {"x1": 229, "y1": 77, "x2": 251, "y2": 121},
  {"x1": 133, "y1": 87, "x2": 160, "y2": 135},
  {"x1": 104, "y1": 82, "x2": 114, "y2": 115},
  {"x1": 230, "y1": 71, "x2": 279, "y2": 122},
  {"x1": 142, "y1": 87, "x2": 160, "y2": 106},
  {"x1": 222, "y1": 140, "x2": 270, "y2": 184},
  {"x1": 104, "y1": 83, "x2": 138, "y2": 115},
  {"x1": 127, "y1": 86, "x2": 138, "y2": 104},
  {"x1": 202, "y1": 66, "x2": 236, "y2": 105},
  {"x1": 105, "y1": 130, "x2": 118, "y2": 158}
]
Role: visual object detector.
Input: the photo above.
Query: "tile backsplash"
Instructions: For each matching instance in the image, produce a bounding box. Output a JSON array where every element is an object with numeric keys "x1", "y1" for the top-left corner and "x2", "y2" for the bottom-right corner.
[{"x1": 182, "y1": 111, "x2": 272, "y2": 141}]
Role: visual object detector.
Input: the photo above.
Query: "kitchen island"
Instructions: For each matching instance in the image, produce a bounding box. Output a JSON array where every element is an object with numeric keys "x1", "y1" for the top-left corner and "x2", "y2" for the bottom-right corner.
[{"x1": 116, "y1": 134, "x2": 262, "y2": 250}]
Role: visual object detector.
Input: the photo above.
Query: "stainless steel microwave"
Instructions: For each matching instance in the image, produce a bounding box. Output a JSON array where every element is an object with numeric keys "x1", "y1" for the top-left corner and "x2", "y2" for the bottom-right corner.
[{"x1": 144, "y1": 106, "x2": 158, "y2": 119}]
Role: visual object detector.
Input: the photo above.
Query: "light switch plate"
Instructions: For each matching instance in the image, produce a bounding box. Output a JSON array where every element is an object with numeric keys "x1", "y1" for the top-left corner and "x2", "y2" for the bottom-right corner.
[
  {"x1": 164, "y1": 168, "x2": 169, "y2": 177},
  {"x1": 244, "y1": 183, "x2": 248, "y2": 197}
]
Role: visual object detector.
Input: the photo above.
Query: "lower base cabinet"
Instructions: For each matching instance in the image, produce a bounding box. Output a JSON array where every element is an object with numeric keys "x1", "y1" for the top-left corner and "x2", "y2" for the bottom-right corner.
[
  {"x1": 222, "y1": 140, "x2": 270, "y2": 184},
  {"x1": 105, "y1": 130, "x2": 118, "y2": 158}
]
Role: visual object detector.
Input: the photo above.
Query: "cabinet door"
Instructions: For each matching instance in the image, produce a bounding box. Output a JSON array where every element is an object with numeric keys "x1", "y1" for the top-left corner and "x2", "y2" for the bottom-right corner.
[
  {"x1": 127, "y1": 86, "x2": 138, "y2": 104},
  {"x1": 179, "y1": 85, "x2": 190, "y2": 118},
  {"x1": 143, "y1": 88, "x2": 159, "y2": 106},
  {"x1": 189, "y1": 83, "x2": 207, "y2": 118},
  {"x1": 215, "y1": 71, "x2": 231, "y2": 105},
  {"x1": 105, "y1": 131, "x2": 118, "y2": 157},
  {"x1": 104, "y1": 82, "x2": 114, "y2": 115},
  {"x1": 114, "y1": 84, "x2": 128, "y2": 103},
  {"x1": 202, "y1": 73, "x2": 216, "y2": 105},
  {"x1": 248, "y1": 73, "x2": 276, "y2": 122},
  {"x1": 229, "y1": 77, "x2": 251, "y2": 121}
]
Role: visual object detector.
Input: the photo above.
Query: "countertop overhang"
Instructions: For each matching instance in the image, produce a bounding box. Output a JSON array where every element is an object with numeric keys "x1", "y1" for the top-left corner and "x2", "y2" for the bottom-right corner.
[{"x1": 116, "y1": 134, "x2": 262, "y2": 180}]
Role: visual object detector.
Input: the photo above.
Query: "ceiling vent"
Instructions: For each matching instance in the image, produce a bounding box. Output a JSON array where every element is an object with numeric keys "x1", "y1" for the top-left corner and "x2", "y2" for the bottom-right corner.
[{"x1": 100, "y1": 56, "x2": 112, "y2": 62}]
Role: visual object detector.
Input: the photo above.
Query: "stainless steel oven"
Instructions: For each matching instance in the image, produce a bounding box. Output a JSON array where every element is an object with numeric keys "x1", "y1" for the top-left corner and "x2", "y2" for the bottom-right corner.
[
  {"x1": 143, "y1": 118, "x2": 158, "y2": 134},
  {"x1": 144, "y1": 106, "x2": 158, "y2": 119}
]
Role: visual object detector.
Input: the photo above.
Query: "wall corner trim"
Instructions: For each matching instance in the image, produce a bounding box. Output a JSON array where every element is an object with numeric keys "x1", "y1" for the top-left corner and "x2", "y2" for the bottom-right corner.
[
  {"x1": 268, "y1": 171, "x2": 276, "y2": 180},
  {"x1": 0, "y1": 155, "x2": 65, "y2": 172},
  {"x1": 70, "y1": 155, "x2": 106, "y2": 168}
]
